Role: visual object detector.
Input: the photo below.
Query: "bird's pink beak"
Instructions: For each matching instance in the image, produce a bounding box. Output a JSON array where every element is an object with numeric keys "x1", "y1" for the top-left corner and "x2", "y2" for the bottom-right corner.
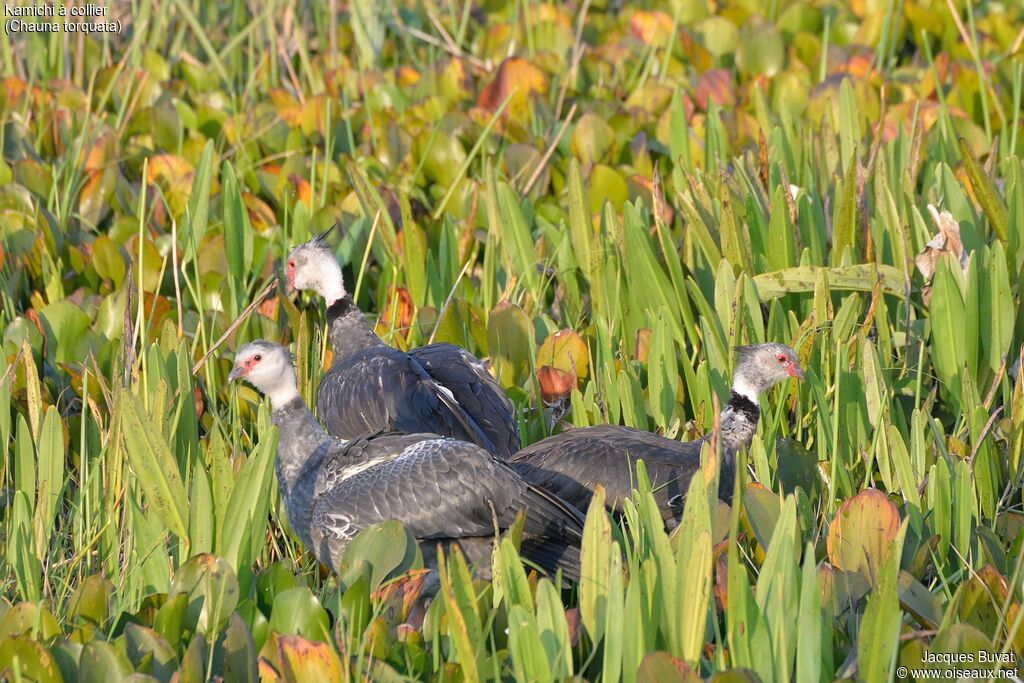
[{"x1": 786, "y1": 361, "x2": 806, "y2": 381}]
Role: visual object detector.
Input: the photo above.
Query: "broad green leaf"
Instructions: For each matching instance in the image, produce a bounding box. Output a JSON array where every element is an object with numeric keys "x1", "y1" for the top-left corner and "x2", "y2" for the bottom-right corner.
[{"x1": 118, "y1": 389, "x2": 189, "y2": 540}]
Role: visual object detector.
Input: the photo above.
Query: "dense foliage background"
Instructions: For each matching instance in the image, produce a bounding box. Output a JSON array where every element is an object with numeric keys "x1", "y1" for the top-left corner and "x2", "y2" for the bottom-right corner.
[{"x1": 1, "y1": 0, "x2": 1023, "y2": 680}]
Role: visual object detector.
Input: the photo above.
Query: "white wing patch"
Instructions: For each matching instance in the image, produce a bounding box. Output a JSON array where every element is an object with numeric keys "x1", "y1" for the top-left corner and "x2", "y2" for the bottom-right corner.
[
  {"x1": 433, "y1": 381, "x2": 457, "y2": 404},
  {"x1": 321, "y1": 512, "x2": 355, "y2": 540}
]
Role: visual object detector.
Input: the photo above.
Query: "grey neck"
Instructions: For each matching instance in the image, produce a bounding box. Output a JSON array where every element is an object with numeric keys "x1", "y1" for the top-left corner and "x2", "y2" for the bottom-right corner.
[
  {"x1": 326, "y1": 296, "x2": 384, "y2": 356},
  {"x1": 715, "y1": 391, "x2": 761, "y2": 502},
  {"x1": 270, "y1": 398, "x2": 332, "y2": 547}
]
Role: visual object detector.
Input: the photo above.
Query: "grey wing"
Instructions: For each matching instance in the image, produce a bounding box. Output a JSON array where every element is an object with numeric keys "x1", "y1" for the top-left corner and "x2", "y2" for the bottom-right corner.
[
  {"x1": 310, "y1": 435, "x2": 584, "y2": 577},
  {"x1": 312, "y1": 431, "x2": 439, "y2": 502},
  {"x1": 511, "y1": 424, "x2": 704, "y2": 526},
  {"x1": 409, "y1": 343, "x2": 521, "y2": 459},
  {"x1": 316, "y1": 350, "x2": 495, "y2": 451}
]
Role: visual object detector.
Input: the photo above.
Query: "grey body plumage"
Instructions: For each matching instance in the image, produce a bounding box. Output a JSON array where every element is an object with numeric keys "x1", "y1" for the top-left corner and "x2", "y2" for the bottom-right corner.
[
  {"x1": 511, "y1": 342, "x2": 805, "y2": 528},
  {"x1": 230, "y1": 341, "x2": 583, "y2": 579},
  {"x1": 286, "y1": 233, "x2": 520, "y2": 459}
]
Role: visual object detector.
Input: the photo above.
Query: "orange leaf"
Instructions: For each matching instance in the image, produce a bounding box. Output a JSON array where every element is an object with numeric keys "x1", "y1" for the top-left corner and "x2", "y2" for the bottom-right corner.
[
  {"x1": 477, "y1": 57, "x2": 548, "y2": 121},
  {"x1": 694, "y1": 69, "x2": 735, "y2": 110},
  {"x1": 630, "y1": 10, "x2": 674, "y2": 45},
  {"x1": 826, "y1": 489, "x2": 900, "y2": 581},
  {"x1": 537, "y1": 365, "x2": 576, "y2": 403}
]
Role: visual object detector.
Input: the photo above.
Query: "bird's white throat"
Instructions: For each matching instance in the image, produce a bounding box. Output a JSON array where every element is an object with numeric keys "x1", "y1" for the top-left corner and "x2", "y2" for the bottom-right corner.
[
  {"x1": 731, "y1": 376, "x2": 760, "y2": 403},
  {"x1": 267, "y1": 374, "x2": 300, "y2": 410},
  {"x1": 316, "y1": 259, "x2": 347, "y2": 306}
]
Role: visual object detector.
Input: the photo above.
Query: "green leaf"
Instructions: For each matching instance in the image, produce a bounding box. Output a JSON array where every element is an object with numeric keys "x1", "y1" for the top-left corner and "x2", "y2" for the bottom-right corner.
[
  {"x1": 580, "y1": 486, "x2": 613, "y2": 646},
  {"x1": 221, "y1": 161, "x2": 254, "y2": 302},
  {"x1": 508, "y1": 604, "x2": 553, "y2": 683},
  {"x1": 336, "y1": 520, "x2": 421, "y2": 592},
  {"x1": 169, "y1": 553, "x2": 240, "y2": 636},
  {"x1": 118, "y1": 389, "x2": 189, "y2": 540},
  {"x1": 857, "y1": 520, "x2": 906, "y2": 682},
  {"x1": 958, "y1": 137, "x2": 1009, "y2": 242},
  {"x1": 831, "y1": 154, "x2": 858, "y2": 266},
  {"x1": 795, "y1": 543, "x2": 821, "y2": 683},
  {"x1": 268, "y1": 587, "x2": 331, "y2": 642}
]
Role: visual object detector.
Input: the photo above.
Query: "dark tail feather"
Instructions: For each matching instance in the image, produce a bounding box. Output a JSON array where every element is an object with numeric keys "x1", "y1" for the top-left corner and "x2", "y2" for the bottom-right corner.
[
  {"x1": 516, "y1": 484, "x2": 585, "y2": 583},
  {"x1": 520, "y1": 537, "x2": 581, "y2": 583}
]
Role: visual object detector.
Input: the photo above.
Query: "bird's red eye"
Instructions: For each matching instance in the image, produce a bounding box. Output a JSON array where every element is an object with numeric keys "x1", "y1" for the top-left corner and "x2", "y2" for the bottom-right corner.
[
  {"x1": 253, "y1": 354, "x2": 262, "y2": 362},
  {"x1": 777, "y1": 354, "x2": 787, "y2": 363},
  {"x1": 287, "y1": 260, "x2": 295, "y2": 268}
]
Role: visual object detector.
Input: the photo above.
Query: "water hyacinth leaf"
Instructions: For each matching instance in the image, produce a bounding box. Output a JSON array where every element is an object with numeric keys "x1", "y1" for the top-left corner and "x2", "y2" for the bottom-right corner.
[
  {"x1": 67, "y1": 574, "x2": 113, "y2": 626},
  {"x1": 220, "y1": 612, "x2": 258, "y2": 682},
  {"x1": 571, "y1": 113, "x2": 615, "y2": 167},
  {"x1": 276, "y1": 634, "x2": 343, "y2": 683},
  {"x1": 78, "y1": 640, "x2": 133, "y2": 682},
  {"x1": 168, "y1": 554, "x2": 240, "y2": 636},
  {"x1": 118, "y1": 388, "x2": 189, "y2": 540},
  {"x1": 487, "y1": 300, "x2": 532, "y2": 385},
  {"x1": 268, "y1": 587, "x2": 331, "y2": 642},
  {"x1": 536, "y1": 329, "x2": 588, "y2": 381},
  {"x1": 124, "y1": 623, "x2": 179, "y2": 680},
  {"x1": 336, "y1": 520, "x2": 421, "y2": 592},
  {"x1": 826, "y1": 489, "x2": 900, "y2": 583},
  {"x1": 0, "y1": 636, "x2": 63, "y2": 683}
]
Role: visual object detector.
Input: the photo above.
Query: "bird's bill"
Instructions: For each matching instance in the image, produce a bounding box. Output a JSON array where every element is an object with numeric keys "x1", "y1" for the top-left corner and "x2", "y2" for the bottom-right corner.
[
  {"x1": 228, "y1": 365, "x2": 247, "y2": 381},
  {"x1": 786, "y1": 362, "x2": 806, "y2": 380}
]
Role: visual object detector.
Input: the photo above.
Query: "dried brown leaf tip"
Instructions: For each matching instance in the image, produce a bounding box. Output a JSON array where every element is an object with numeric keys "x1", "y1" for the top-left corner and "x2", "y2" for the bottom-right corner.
[{"x1": 915, "y1": 204, "x2": 968, "y2": 303}]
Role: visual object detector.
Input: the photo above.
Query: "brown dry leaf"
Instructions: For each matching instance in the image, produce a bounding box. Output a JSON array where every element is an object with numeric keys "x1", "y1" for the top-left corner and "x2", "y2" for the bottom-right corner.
[
  {"x1": 477, "y1": 57, "x2": 548, "y2": 121},
  {"x1": 258, "y1": 296, "x2": 278, "y2": 321},
  {"x1": 243, "y1": 192, "x2": 277, "y2": 231},
  {"x1": 915, "y1": 204, "x2": 968, "y2": 303},
  {"x1": 564, "y1": 607, "x2": 581, "y2": 647},
  {"x1": 634, "y1": 328, "x2": 652, "y2": 362}
]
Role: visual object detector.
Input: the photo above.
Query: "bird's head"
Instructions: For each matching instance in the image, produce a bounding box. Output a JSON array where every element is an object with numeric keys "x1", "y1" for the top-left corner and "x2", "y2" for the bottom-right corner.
[
  {"x1": 229, "y1": 340, "x2": 296, "y2": 404},
  {"x1": 285, "y1": 228, "x2": 346, "y2": 304},
  {"x1": 732, "y1": 342, "x2": 805, "y2": 401}
]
